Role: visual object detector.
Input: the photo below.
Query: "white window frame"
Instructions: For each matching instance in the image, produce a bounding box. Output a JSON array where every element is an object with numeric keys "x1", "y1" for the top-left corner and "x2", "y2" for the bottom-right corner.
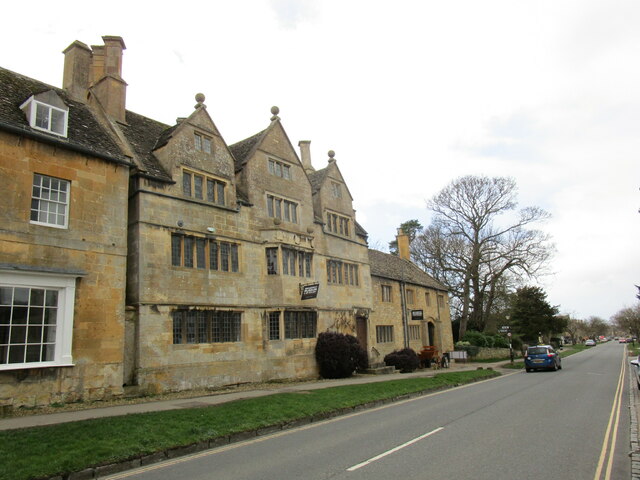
[
  {"x1": 0, "y1": 270, "x2": 76, "y2": 371},
  {"x1": 20, "y1": 98, "x2": 68, "y2": 137},
  {"x1": 30, "y1": 174, "x2": 70, "y2": 229}
]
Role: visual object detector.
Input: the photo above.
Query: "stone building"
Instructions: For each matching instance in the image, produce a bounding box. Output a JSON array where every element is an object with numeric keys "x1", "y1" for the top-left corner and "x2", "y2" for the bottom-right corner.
[
  {"x1": 367, "y1": 232, "x2": 454, "y2": 364},
  {"x1": 0, "y1": 55, "x2": 132, "y2": 406},
  {"x1": 0, "y1": 35, "x2": 454, "y2": 407}
]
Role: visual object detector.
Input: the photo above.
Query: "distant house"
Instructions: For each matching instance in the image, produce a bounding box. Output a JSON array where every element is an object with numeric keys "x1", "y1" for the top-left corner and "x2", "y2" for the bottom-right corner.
[{"x1": 0, "y1": 36, "x2": 454, "y2": 407}]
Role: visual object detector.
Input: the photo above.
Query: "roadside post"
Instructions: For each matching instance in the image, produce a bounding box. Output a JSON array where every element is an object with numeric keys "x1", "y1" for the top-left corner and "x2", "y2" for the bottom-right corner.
[
  {"x1": 499, "y1": 325, "x2": 513, "y2": 364},
  {"x1": 508, "y1": 332, "x2": 514, "y2": 364}
]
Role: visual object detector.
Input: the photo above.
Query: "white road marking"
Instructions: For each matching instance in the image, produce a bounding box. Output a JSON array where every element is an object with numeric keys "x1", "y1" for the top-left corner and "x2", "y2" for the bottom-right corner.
[{"x1": 346, "y1": 427, "x2": 444, "y2": 472}]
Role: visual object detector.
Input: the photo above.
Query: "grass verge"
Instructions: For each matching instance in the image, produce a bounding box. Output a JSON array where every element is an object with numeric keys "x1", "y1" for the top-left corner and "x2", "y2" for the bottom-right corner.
[{"x1": 0, "y1": 369, "x2": 498, "y2": 480}]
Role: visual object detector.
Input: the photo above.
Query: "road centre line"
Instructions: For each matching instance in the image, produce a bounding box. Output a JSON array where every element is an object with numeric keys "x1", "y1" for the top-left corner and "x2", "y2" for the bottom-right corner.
[
  {"x1": 593, "y1": 349, "x2": 626, "y2": 480},
  {"x1": 346, "y1": 427, "x2": 444, "y2": 472}
]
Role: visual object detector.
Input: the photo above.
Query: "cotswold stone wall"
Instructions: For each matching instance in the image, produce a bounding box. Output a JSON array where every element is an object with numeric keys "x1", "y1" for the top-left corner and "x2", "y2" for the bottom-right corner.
[{"x1": 475, "y1": 347, "x2": 511, "y2": 360}]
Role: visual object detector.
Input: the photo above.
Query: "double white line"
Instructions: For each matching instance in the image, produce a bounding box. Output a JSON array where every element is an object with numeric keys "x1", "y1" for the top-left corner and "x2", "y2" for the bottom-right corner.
[{"x1": 593, "y1": 350, "x2": 626, "y2": 480}]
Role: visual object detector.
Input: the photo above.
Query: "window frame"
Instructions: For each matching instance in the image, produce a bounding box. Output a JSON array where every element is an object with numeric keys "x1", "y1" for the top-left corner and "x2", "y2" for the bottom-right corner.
[
  {"x1": 266, "y1": 194, "x2": 298, "y2": 224},
  {"x1": 381, "y1": 285, "x2": 392, "y2": 302},
  {"x1": 268, "y1": 311, "x2": 281, "y2": 341},
  {"x1": 182, "y1": 168, "x2": 225, "y2": 206},
  {"x1": 21, "y1": 97, "x2": 69, "y2": 137},
  {"x1": 376, "y1": 325, "x2": 394, "y2": 343},
  {"x1": 194, "y1": 133, "x2": 212, "y2": 154},
  {"x1": 327, "y1": 259, "x2": 359, "y2": 286},
  {"x1": 0, "y1": 270, "x2": 76, "y2": 370},
  {"x1": 325, "y1": 211, "x2": 351, "y2": 237},
  {"x1": 171, "y1": 234, "x2": 240, "y2": 273},
  {"x1": 30, "y1": 174, "x2": 70, "y2": 229},
  {"x1": 284, "y1": 311, "x2": 317, "y2": 339},
  {"x1": 268, "y1": 158, "x2": 292, "y2": 180},
  {"x1": 172, "y1": 309, "x2": 241, "y2": 344}
]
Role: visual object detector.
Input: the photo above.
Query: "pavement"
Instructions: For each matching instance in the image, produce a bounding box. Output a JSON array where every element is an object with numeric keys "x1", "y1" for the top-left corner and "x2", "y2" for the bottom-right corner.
[{"x1": 0, "y1": 360, "x2": 508, "y2": 431}]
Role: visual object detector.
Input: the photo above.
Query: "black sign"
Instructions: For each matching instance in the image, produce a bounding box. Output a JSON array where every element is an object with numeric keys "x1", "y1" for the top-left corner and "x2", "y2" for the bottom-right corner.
[
  {"x1": 301, "y1": 283, "x2": 319, "y2": 300},
  {"x1": 411, "y1": 310, "x2": 424, "y2": 320}
]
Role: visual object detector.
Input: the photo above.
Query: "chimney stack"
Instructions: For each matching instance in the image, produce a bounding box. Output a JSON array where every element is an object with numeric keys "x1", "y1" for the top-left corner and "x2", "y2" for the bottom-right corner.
[
  {"x1": 62, "y1": 36, "x2": 128, "y2": 123},
  {"x1": 396, "y1": 229, "x2": 411, "y2": 260},
  {"x1": 62, "y1": 41, "x2": 92, "y2": 101},
  {"x1": 298, "y1": 140, "x2": 315, "y2": 173}
]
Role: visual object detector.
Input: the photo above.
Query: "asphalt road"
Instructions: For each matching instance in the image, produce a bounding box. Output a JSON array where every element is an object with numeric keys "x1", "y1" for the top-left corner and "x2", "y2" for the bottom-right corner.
[{"x1": 107, "y1": 341, "x2": 630, "y2": 480}]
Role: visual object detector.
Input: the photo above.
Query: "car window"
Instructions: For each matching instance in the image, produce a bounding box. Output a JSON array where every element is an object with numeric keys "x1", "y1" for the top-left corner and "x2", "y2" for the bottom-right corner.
[{"x1": 527, "y1": 347, "x2": 547, "y2": 355}]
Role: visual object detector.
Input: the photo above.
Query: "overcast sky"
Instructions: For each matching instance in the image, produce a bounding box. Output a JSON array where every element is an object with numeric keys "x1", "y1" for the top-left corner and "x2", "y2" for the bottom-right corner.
[{"x1": 2, "y1": 0, "x2": 639, "y2": 322}]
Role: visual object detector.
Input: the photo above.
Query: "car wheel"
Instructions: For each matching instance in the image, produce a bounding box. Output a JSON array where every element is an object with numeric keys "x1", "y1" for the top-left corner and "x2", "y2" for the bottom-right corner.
[
  {"x1": 525, "y1": 367, "x2": 532, "y2": 372},
  {"x1": 552, "y1": 363, "x2": 558, "y2": 371}
]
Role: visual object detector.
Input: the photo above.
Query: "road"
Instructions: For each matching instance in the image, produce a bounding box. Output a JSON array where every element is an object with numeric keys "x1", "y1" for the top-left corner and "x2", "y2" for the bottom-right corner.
[{"x1": 107, "y1": 341, "x2": 630, "y2": 480}]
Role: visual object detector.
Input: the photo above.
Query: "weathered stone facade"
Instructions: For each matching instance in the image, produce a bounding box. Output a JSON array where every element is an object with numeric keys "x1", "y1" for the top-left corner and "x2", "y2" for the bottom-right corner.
[
  {"x1": 0, "y1": 35, "x2": 454, "y2": 407},
  {"x1": 0, "y1": 68, "x2": 131, "y2": 406}
]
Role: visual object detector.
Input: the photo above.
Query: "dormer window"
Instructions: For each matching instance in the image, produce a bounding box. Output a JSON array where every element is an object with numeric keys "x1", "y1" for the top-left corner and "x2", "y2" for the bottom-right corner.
[{"x1": 20, "y1": 92, "x2": 69, "y2": 138}]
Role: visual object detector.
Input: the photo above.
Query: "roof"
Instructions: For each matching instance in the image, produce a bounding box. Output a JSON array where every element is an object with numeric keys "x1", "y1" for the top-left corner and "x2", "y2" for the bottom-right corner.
[
  {"x1": 308, "y1": 167, "x2": 329, "y2": 194},
  {"x1": 368, "y1": 249, "x2": 447, "y2": 291},
  {"x1": 229, "y1": 128, "x2": 267, "y2": 173},
  {"x1": 119, "y1": 110, "x2": 173, "y2": 181},
  {"x1": 0, "y1": 67, "x2": 131, "y2": 165}
]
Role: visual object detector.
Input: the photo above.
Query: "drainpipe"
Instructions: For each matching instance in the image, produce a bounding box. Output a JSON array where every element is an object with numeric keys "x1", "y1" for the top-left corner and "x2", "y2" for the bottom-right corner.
[{"x1": 400, "y1": 280, "x2": 409, "y2": 349}]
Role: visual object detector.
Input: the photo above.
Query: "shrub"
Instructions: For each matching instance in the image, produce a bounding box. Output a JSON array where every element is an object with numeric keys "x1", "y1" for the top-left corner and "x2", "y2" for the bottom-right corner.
[
  {"x1": 315, "y1": 332, "x2": 368, "y2": 379},
  {"x1": 461, "y1": 331, "x2": 487, "y2": 347},
  {"x1": 454, "y1": 344, "x2": 480, "y2": 358},
  {"x1": 384, "y1": 348, "x2": 420, "y2": 373},
  {"x1": 492, "y1": 335, "x2": 509, "y2": 348}
]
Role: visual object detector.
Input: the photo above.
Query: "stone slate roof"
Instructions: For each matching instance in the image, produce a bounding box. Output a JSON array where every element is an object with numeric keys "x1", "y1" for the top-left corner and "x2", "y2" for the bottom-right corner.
[
  {"x1": 368, "y1": 249, "x2": 447, "y2": 291},
  {"x1": 229, "y1": 128, "x2": 267, "y2": 173},
  {"x1": 355, "y1": 221, "x2": 368, "y2": 238},
  {"x1": 120, "y1": 111, "x2": 173, "y2": 181},
  {"x1": 0, "y1": 67, "x2": 130, "y2": 165},
  {"x1": 308, "y1": 167, "x2": 329, "y2": 194}
]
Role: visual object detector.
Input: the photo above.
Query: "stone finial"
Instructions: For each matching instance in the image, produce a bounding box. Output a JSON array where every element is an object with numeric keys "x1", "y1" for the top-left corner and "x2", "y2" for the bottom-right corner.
[
  {"x1": 195, "y1": 93, "x2": 205, "y2": 108},
  {"x1": 271, "y1": 106, "x2": 280, "y2": 121},
  {"x1": 328, "y1": 150, "x2": 336, "y2": 163}
]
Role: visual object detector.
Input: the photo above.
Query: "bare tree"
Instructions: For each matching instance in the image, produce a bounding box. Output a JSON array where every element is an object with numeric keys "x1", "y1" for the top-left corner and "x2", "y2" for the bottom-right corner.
[
  {"x1": 565, "y1": 316, "x2": 586, "y2": 344},
  {"x1": 418, "y1": 175, "x2": 554, "y2": 338},
  {"x1": 612, "y1": 304, "x2": 640, "y2": 339}
]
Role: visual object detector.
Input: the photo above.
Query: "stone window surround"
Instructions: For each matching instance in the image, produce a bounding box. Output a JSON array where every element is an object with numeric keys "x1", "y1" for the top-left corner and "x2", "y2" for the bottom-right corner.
[
  {"x1": 181, "y1": 168, "x2": 226, "y2": 206},
  {"x1": 325, "y1": 210, "x2": 350, "y2": 237},
  {"x1": 376, "y1": 325, "x2": 394, "y2": 343},
  {"x1": 268, "y1": 157, "x2": 292, "y2": 180}
]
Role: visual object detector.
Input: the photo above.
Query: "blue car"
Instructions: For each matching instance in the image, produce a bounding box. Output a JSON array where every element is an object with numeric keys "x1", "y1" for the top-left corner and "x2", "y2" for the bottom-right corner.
[{"x1": 524, "y1": 345, "x2": 562, "y2": 372}]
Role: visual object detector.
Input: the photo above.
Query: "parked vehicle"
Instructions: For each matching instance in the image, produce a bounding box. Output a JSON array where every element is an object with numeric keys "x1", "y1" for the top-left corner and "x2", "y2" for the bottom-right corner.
[
  {"x1": 524, "y1": 345, "x2": 562, "y2": 372},
  {"x1": 631, "y1": 357, "x2": 640, "y2": 390},
  {"x1": 585, "y1": 339, "x2": 596, "y2": 346}
]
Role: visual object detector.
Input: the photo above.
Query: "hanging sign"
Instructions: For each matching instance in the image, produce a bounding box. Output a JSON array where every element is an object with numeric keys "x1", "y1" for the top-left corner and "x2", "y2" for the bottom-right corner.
[{"x1": 300, "y1": 282, "x2": 319, "y2": 300}]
